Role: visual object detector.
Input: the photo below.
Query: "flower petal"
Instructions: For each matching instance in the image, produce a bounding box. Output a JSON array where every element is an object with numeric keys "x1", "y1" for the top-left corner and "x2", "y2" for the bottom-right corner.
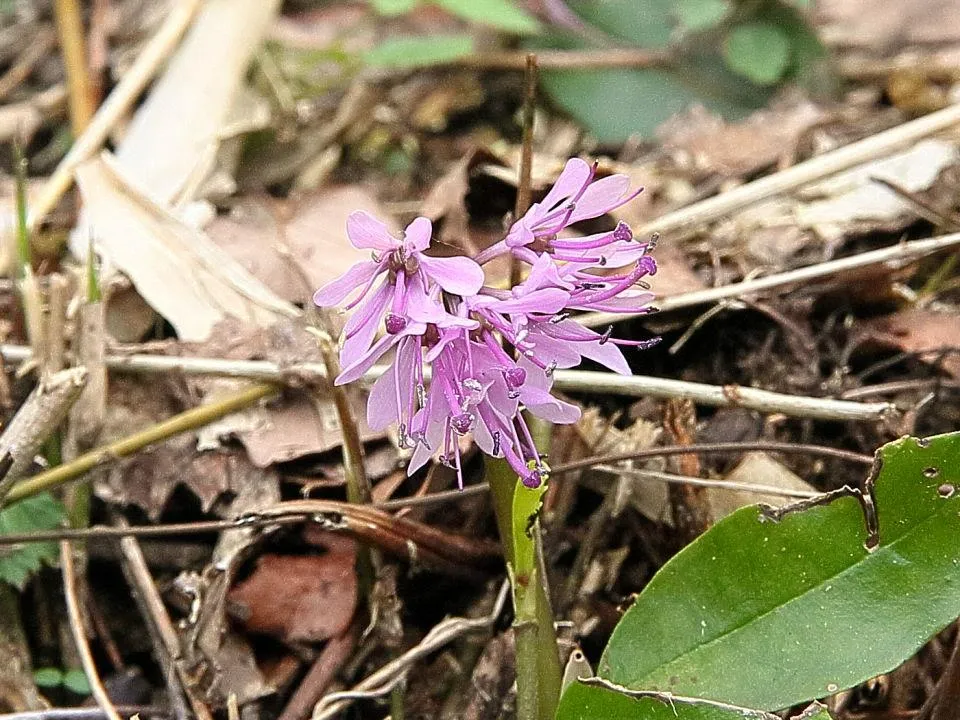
[
  {"x1": 568, "y1": 174, "x2": 635, "y2": 223},
  {"x1": 313, "y1": 260, "x2": 380, "y2": 307},
  {"x1": 418, "y1": 255, "x2": 485, "y2": 295},
  {"x1": 347, "y1": 211, "x2": 399, "y2": 251},
  {"x1": 541, "y1": 158, "x2": 592, "y2": 211},
  {"x1": 341, "y1": 280, "x2": 392, "y2": 369},
  {"x1": 403, "y1": 216, "x2": 433, "y2": 253},
  {"x1": 492, "y1": 288, "x2": 569, "y2": 315},
  {"x1": 336, "y1": 333, "x2": 401, "y2": 385},
  {"x1": 367, "y1": 337, "x2": 417, "y2": 430}
]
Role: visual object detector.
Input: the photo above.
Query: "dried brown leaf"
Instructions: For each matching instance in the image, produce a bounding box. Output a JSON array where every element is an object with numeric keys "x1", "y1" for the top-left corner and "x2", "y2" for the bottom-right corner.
[
  {"x1": 863, "y1": 308, "x2": 960, "y2": 378},
  {"x1": 227, "y1": 549, "x2": 357, "y2": 642}
]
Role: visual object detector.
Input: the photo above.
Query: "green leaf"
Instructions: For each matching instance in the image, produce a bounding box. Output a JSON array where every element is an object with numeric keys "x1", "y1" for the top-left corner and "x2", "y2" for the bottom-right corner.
[
  {"x1": 566, "y1": 0, "x2": 675, "y2": 48},
  {"x1": 33, "y1": 667, "x2": 64, "y2": 689},
  {"x1": 363, "y1": 34, "x2": 474, "y2": 69},
  {"x1": 675, "y1": 0, "x2": 730, "y2": 32},
  {"x1": 0, "y1": 493, "x2": 65, "y2": 589},
  {"x1": 559, "y1": 683, "x2": 836, "y2": 720},
  {"x1": 597, "y1": 431, "x2": 960, "y2": 711},
  {"x1": 722, "y1": 22, "x2": 792, "y2": 85},
  {"x1": 432, "y1": 0, "x2": 539, "y2": 34},
  {"x1": 62, "y1": 669, "x2": 92, "y2": 695},
  {"x1": 369, "y1": 0, "x2": 419, "y2": 15}
]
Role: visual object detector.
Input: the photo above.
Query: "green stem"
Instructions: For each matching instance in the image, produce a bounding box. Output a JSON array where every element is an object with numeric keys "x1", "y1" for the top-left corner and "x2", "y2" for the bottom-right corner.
[{"x1": 487, "y1": 458, "x2": 562, "y2": 720}]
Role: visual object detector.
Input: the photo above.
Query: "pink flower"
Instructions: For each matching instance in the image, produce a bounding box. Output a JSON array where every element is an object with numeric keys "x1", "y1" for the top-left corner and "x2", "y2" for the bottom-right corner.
[{"x1": 315, "y1": 158, "x2": 658, "y2": 489}]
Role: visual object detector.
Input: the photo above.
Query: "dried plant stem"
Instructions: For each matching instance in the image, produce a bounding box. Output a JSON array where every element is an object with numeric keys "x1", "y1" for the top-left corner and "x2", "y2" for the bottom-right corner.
[
  {"x1": 581, "y1": 231, "x2": 960, "y2": 327},
  {"x1": 28, "y1": 0, "x2": 202, "y2": 230},
  {"x1": 0, "y1": 368, "x2": 87, "y2": 502},
  {"x1": 116, "y1": 521, "x2": 205, "y2": 720},
  {"x1": 635, "y1": 101, "x2": 960, "y2": 241},
  {"x1": 0, "y1": 27, "x2": 56, "y2": 101},
  {"x1": 53, "y1": 0, "x2": 95, "y2": 133},
  {"x1": 451, "y1": 48, "x2": 669, "y2": 71},
  {"x1": 60, "y1": 541, "x2": 122, "y2": 720},
  {"x1": 2, "y1": 382, "x2": 275, "y2": 506},
  {"x1": 312, "y1": 582, "x2": 510, "y2": 720},
  {"x1": 0, "y1": 346, "x2": 895, "y2": 422}
]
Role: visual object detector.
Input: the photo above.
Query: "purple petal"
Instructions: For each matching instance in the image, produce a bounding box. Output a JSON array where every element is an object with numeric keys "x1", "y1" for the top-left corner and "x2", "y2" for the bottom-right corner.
[
  {"x1": 403, "y1": 217, "x2": 433, "y2": 253},
  {"x1": 347, "y1": 211, "x2": 399, "y2": 251},
  {"x1": 522, "y1": 385, "x2": 581, "y2": 424},
  {"x1": 493, "y1": 288, "x2": 569, "y2": 315},
  {"x1": 341, "y1": 280, "x2": 392, "y2": 369},
  {"x1": 541, "y1": 158, "x2": 592, "y2": 211},
  {"x1": 418, "y1": 255, "x2": 485, "y2": 296},
  {"x1": 313, "y1": 260, "x2": 381, "y2": 307},
  {"x1": 568, "y1": 175, "x2": 633, "y2": 223},
  {"x1": 408, "y1": 387, "x2": 446, "y2": 474},
  {"x1": 366, "y1": 337, "x2": 416, "y2": 430},
  {"x1": 523, "y1": 253, "x2": 572, "y2": 291},
  {"x1": 542, "y1": 319, "x2": 631, "y2": 374},
  {"x1": 336, "y1": 333, "x2": 401, "y2": 385}
]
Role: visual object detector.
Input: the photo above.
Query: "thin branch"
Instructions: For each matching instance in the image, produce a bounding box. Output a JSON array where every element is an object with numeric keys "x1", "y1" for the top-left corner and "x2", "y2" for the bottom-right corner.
[
  {"x1": 596, "y1": 466, "x2": 819, "y2": 499},
  {"x1": 450, "y1": 47, "x2": 669, "y2": 71},
  {"x1": 0, "y1": 367, "x2": 87, "y2": 502},
  {"x1": 53, "y1": 0, "x2": 95, "y2": 133},
  {"x1": 60, "y1": 541, "x2": 123, "y2": 720},
  {"x1": 0, "y1": 346, "x2": 897, "y2": 422},
  {"x1": 0, "y1": 441, "x2": 871, "y2": 546},
  {"x1": 312, "y1": 581, "x2": 510, "y2": 720},
  {"x1": 0, "y1": 708, "x2": 168, "y2": 720},
  {"x1": 27, "y1": 0, "x2": 202, "y2": 230},
  {"x1": 0, "y1": 26, "x2": 56, "y2": 101},
  {"x1": 116, "y1": 518, "x2": 207, "y2": 720},
  {"x1": 2, "y1": 382, "x2": 277, "y2": 506},
  {"x1": 632, "y1": 101, "x2": 960, "y2": 241},
  {"x1": 579, "y1": 232, "x2": 960, "y2": 327}
]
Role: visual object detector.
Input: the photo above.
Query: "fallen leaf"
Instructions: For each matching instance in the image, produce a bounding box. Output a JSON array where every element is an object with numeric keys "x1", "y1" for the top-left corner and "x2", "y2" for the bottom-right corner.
[
  {"x1": 862, "y1": 308, "x2": 960, "y2": 378},
  {"x1": 227, "y1": 549, "x2": 357, "y2": 642},
  {"x1": 92, "y1": 376, "x2": 281, "y2": 518},
  {"x1": 206, "y1": 187, "x2": 398, "y2": 304},
  {"x1": 708, "y1": 451, "x2": 817, "y2": 522},
  {"x1": 75, "y1": 154, "x2": 298, "y2": 342},
  {"x1": 112, "y1": 0, "x2": 282, "y2": 205},
  {"x1": 657, "y1": 99, "x2": 825, "y2": 177},
  {"x1": 816, "y1": 0, "x2": 960, "y2": 51}
]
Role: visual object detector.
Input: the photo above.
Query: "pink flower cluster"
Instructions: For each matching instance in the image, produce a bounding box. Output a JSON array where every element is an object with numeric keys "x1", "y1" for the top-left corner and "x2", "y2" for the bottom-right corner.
[{"x1": 314, "y1": 159, "x2": 658, "y2": 488}]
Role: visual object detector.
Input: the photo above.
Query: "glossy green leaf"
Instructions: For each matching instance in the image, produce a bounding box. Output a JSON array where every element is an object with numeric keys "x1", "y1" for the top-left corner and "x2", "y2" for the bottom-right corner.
[
  {"x1": 33, "y1": 668, "x2": 63, "y2": 689},
  {"x1": 0, "y1": 493, "x2": 64, "y2": 588},
  {"x1": 433, "y1": 0, "x2": 539, "y2": 34},
  {"x1": 558, "y1": 682, "x2": 836, "y2": 720},
  {"x1": 369, "y1": 0, "x2": 419, "y2": 15},
  {"x1": 63, "y1": 669, "x2": 92, "y2": 695},
  {"x1": 598, "y1": 432, "x2": 960, "y2": 711},
  {"x1": 722, "y1": 23, "x2": 792, "y2": 85},
  {"x1": 363, "y1": 34, "x2": 474, "y2": 69},
  {"x1": 675, "y1": 0, "x2": 730, "y2": 32}
]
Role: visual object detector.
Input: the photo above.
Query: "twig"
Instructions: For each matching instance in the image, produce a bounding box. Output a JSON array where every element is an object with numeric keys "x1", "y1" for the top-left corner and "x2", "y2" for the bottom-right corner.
[
  {"x1": 580, "y1": 232, "x2": 960, "y2": 327},
  {"x1": 0, "y1": 26, "x2": 56, "y2": 101},
  {"x1": 116, "y1": 519, "x2": 208, "y2": 720},
  {"x1": 632, "y1": 101, "x2": 960, "y2": 241},
  {"x1": 449, "y1": 48, "x2": 669, "y2": 71},
  {"x1": 0, "y1": 368, "x2": 87, "y2": 502},
  {"x1": 0, "y1": 708, "x2": 168, "y2": 720},
  {"x1": 277, "y1": 629, "x2": 356, "y2": 720},
  {"x1": 841, "y1": 378, "x2": 960, "y2": 400},
  {"x1": 312, "y1": 581, "x2": 510, "y2": 720},
  {"x1": 546, "y1": 370, "x2": 894, "y2": 421},
  {"x1": 2, "y1": 382, "x2": 276, "y2": 506},
  {"x1": 53, "y1": 0, "x2": 95, "y2": 133},
  {"x1": 0, "y1": 346, "x2": 897, "y2": 422},
  {"x1": 60, "y1": 541, "x2": 122, "y2": 720},
  {"x1": 595, "y1": 466, "x2": 819, "y2": 499},
  {"x1": 27, "y1": 0, "x2": 202, "y2": 230}
]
